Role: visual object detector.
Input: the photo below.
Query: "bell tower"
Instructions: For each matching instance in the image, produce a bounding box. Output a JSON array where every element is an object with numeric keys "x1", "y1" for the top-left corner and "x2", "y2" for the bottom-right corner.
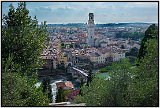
[{"x1": 87, "y1": 13, "x2": 95, "y2": 46}]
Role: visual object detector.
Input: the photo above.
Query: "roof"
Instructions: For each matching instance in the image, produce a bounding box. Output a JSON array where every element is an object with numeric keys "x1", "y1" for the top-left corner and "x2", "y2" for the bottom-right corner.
[
  {"x1": 56, "y1": 81, "x2": 74, "y2": 89},
  {"x1": 98, "y1": 47, "x2": 124, "y2": 54},
  {"x1": 100, "y1": 41, "x2": 108, "y2": 44},
  {"x1": 65, "y1": 81, "x2": 74, "y2": 89},
  {"x1": 66, "y1": 89, "x2": 80, "y2": 99},
  {"x1": 98, "y1": 48, "x2": 111, "y2": 54},
  {"x1": 111, "y1": 47, "x2": 123, "y2": 53},
  {"x1": 89, "y1": 52, "x2": 101, "y2": 57}
]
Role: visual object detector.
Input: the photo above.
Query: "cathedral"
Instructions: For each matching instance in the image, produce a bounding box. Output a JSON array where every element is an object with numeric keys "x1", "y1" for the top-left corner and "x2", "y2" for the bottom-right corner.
[{"x1": 87, "y1": 13, "x2": 99, "y2": 47}]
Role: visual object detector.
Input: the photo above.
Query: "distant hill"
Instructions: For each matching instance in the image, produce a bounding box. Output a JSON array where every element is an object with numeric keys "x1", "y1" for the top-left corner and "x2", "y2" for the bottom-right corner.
[
  {"x1": 95, "y1": 23, "x2": 152, "y2": 27},
  {"x1": 47, "y1": 23, "x2": 86, "y2": 27},
  {"x1": 47, "y1": 22, "x2": 154, "y2": 27}
]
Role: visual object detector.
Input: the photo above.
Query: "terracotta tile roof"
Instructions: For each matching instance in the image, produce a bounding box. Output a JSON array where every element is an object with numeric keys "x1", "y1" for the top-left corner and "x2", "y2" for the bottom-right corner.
[
  {"x1": 56, "y1": 81, "x2": 74, "y2": 89},
  {"x1": 66, "y1": 89, "x2": 80, "y2": 99},
  {"x1": 65, "y1": 81, "x2": 74, "y2": 89},
  {"x1": 98, "y1": 48, "x2": 111, "y2": 54}
]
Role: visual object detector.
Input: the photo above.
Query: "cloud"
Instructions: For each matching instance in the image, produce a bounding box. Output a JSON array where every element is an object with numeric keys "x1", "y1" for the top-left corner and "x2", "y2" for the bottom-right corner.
[{"x1": 2, "y1": 2, "x2": 158, "y2": 24}]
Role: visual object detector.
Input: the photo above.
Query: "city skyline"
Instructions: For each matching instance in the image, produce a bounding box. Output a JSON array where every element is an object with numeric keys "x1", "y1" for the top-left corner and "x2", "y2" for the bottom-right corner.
[{"x1": 2, "y1": 2, "x2": 158, "y2": 24}]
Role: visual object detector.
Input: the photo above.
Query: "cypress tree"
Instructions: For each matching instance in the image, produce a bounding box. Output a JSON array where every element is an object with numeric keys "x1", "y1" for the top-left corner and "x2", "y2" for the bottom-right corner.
[
  {"x1": 56, "y1": 87, "x2": 65, "y2": 103},
  {"x1": 86, "y1": 69, "x2": 92, "y2": 86},
  {"x1": 79, "y1": 78, "x2": 84, "y2": 96},
  {"x1": 42, "y1": 76, "x2": 53, "y2": 102}
]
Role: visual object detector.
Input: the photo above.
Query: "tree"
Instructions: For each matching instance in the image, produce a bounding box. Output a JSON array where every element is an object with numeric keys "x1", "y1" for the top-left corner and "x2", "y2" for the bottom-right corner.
[
  {"x1": 126, "y1": 47, "x2": 139, "y2": 57},
  {"x1": 57, "y1": 62, "x2": 65, "y2": 70},
  {"x1": 70, "y1": 44, "x2": 73, "y2": 48},
  {"x1": 2, "y1": 68, "x2": 49, "y2": 106},
  {"x1": 79, "y1": 78, "x2": 85, "y2": 96},
  {"x1": 48, "y1": 83, "x2": 53, "y2": 103},
  {"x1": 42, "y1": 76, "x2": 53, "y2": 103},
  {"x1": 99, "y1": 66, "x2": 112, "y2": 73},
  {"x1": 74, "y1": 77, "x2": 109, "y2": 106},
  {"x1": 125, "y1": 47, "x2": 139, "y2": 63},
  {"x1": 2, "y1": 2, "x2": 48, "y2": 75},
  {"x1": 55, "y1": 87, "x2": 65, "y2": 103},
  {"x1": 129, "y1": 38, "x2": 158, "y2": 106},
  {"x1": 61, "y1": 43, "x2": 65, "y2": 48},
  {"x1": 86, "y1": 69, "x2": 93, "y2": 86},
  {"x1": 131, "y1": 24, "x2": 158, "y2": 106},
  {"x1": 105, "y1": 59, "x2": 133, "y2": 106},
  {"x1": 137, "y1": 24, "x2": 158, "y2": 59},
  {"x1": 2, "y1": 2, "x2": 50, "y2": 106},
  {"x1": 120, "y1": 45, "x2": 125, "y2": 49},
  {"x1": 99, "y1": 67, "x2": 107, "y2": 73}
]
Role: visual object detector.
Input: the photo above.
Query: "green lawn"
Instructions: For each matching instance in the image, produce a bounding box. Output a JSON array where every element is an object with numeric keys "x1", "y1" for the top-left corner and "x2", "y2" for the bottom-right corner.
[{"x1": 96, "y1": 73, "x2": 110, "y2": 80}]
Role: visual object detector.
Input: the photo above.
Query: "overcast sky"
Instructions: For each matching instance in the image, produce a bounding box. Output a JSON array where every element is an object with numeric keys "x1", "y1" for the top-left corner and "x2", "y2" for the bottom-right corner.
[{"x1": 2, "y1": 2, "x2": 158, "y2": 24}]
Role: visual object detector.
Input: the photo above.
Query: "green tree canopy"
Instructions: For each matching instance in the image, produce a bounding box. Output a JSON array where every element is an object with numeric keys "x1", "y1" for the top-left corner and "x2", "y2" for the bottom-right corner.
[
  {"x1": 74, "y1": 59, "x2": 134, "y2": 106},
  {"x1": 86, "y1": 69, "x2": 93, "y2": 86},
  {"x1": 137, "y1": 24, "x2": 158, "y2": 59},
  {"x1": 129, "y1": 38, "x2": 158, "y2": 106},
  {"x1": 2, "y1": 71, "x2": 49, "y2": 106},
  {"x1": 74, "y1": 77, "x2": 109, "y2": 106},
  {"x1": 2, "y1": 2, "x2": 50, "y2": 106},
  {"x1": 2, "y1": 2, "x2": 48, "y2": 75},
  {"x1": 126, "y1": 47, "x2": 139, "y2": 57}
]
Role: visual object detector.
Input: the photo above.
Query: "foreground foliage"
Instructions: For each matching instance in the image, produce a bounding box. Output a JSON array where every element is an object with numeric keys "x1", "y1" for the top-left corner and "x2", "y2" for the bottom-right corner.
[
  {"x1": 2, "y1": 2, "x2": 48, "y2": 75},
  {"x1": 2, "y1": 72, "x2": 49, "y2": 106},
  {"x1": 137, "y1": 24, "x2": 158, "y2": 59},
  {"x1": 2, "y1": 2, "x2": 49, "y2": 106},
  {"x1": 130, "y1": 38, "x2": 158, "y2": 106}
]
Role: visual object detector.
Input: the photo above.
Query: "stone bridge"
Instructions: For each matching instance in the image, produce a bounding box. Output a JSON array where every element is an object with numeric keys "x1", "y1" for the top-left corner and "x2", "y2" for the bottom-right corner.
[{"x1": 67, "y1": 67, "x2": 88, "y2": 82}]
